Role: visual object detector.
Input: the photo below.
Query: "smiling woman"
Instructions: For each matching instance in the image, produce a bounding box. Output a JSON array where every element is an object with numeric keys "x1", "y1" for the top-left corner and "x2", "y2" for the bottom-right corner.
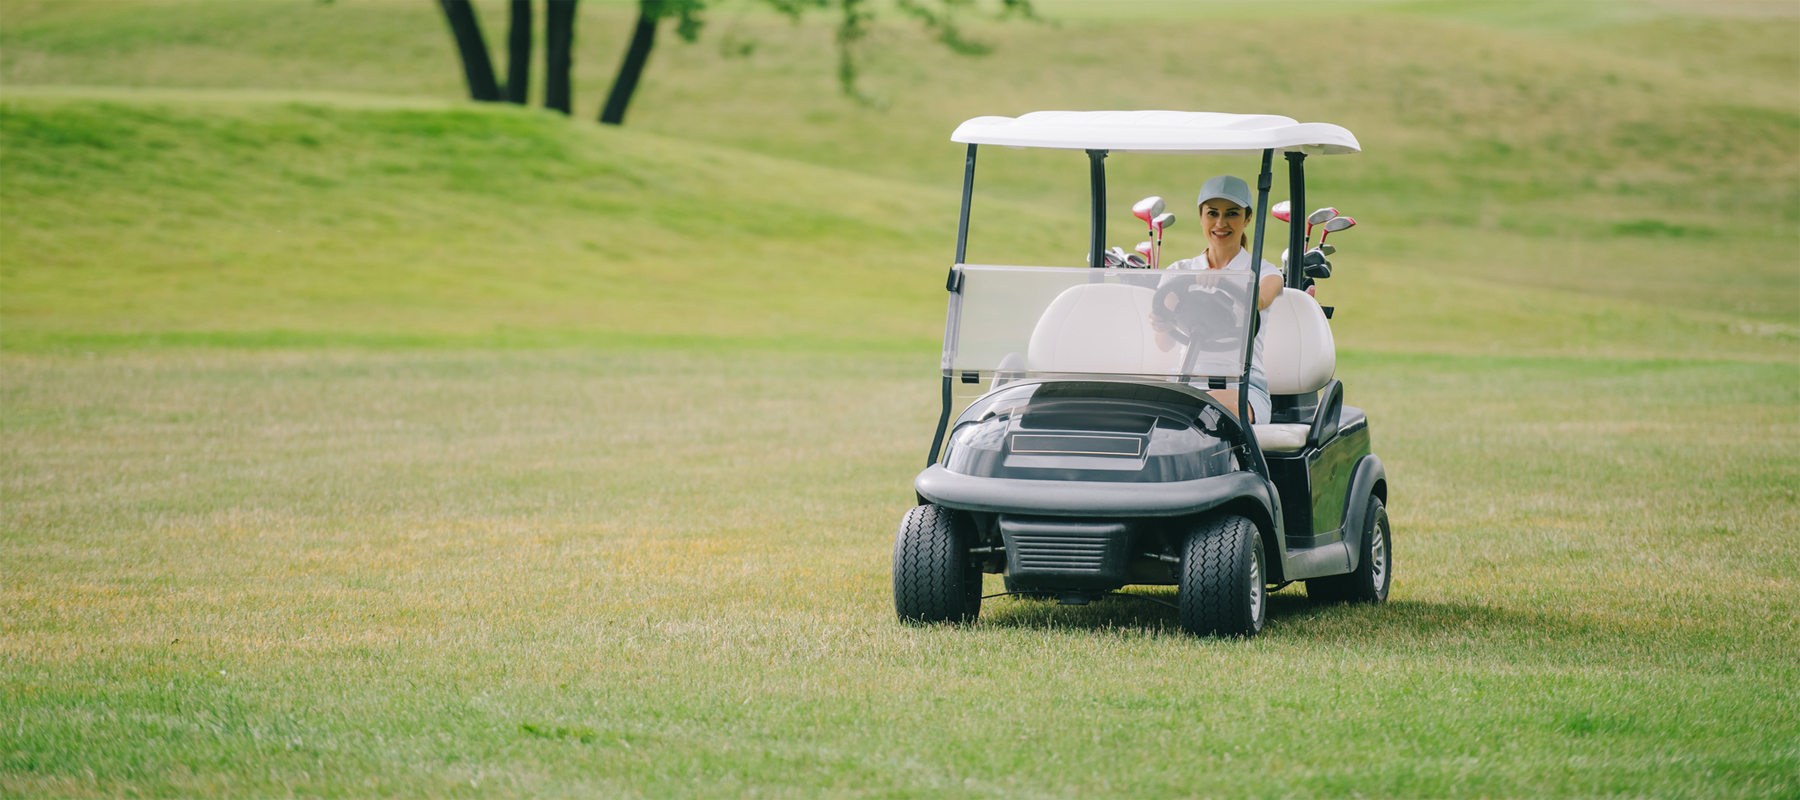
[{"x1": 1150, "y1": 174, "x2": 1285, "y2": 423}]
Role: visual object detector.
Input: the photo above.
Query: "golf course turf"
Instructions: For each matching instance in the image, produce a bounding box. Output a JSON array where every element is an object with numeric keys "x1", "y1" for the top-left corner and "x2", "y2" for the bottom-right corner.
[{"x1": 2, "y1": 1, "x2": 1796, "y2": 796}]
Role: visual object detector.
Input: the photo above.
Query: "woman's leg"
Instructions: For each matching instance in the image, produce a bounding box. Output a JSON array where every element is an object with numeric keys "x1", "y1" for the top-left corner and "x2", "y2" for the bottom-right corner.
[
  {"x1": 1206, "y1": 388, "x2": 1272, "y2": 424},
  {"x1": 1206, "y1": 388, "x2": 1256, "y2": 423},
  {"x1": 1247, "y1": 386, "x2": 1271, "y2": 426}
]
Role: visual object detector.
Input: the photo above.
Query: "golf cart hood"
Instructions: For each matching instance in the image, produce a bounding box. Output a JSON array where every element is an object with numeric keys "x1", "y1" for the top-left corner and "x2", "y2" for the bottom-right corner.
[
  {"x1": 951, "y1": 111, "x2": 1361, "y2": 156},
  {"x1": 936, "y1": 379, "x2": 1241, "y2": 485}
]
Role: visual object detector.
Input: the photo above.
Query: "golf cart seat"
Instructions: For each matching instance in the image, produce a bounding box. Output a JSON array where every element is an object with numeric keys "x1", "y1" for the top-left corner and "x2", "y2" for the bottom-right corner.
[
  {"x1": 1253, "y1": 288, "x2": 1336, "y2": 452},
  {"x1": 1028, "y1": 283, "x2": 1182, "y2": 375}
]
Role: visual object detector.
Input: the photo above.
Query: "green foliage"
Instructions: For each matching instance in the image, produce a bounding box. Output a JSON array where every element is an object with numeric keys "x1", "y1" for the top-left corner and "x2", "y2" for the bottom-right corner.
[
  {"x1": 646, "y1": 0, "x2": 708, "y2": 42},
  {"x1": 710, "y1": 0, "x2": 1034, "y2": 101}
]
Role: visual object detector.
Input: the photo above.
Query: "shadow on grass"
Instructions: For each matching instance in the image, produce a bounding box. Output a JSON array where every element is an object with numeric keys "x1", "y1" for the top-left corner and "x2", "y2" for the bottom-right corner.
[{"x1": 978, "y1": 588, "x2": 1578, "y2": 645}]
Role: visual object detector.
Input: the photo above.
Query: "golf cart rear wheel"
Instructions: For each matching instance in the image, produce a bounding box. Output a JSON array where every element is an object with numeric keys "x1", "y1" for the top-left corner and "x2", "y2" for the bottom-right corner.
[
  {"x1": 892, "y1": 504, "x2": 981, "y2": 624},
  {"x1": 1178, "y1": 513, "x2": 1266, "y2": 638},
  {"x1": 1306, "y1": 496, "x2": 1392, "y2": 604}
]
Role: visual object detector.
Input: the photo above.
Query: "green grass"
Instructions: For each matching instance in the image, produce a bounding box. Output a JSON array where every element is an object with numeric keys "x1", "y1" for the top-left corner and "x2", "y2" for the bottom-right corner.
[
  {"x1": 1, "y1": 0, "x2": 1798, "y2": 796},
  {"x1": 1, "y1": 94, "x2": 1791, "y2": 361},
  {"x1": 3, "y1": 0, "x2": 1797, "y2": 326},
  {"x1": 3, "y1": 349, "x2": 1795, "y2": 796}
]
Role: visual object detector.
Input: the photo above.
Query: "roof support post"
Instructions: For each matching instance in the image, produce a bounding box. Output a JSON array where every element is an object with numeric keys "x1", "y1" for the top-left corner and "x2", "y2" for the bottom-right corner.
[
  {"x1": 1285, "y1": 151, "x2": 1307, "y2": 291},
  {"x1": 930, "y1": 144, "x2": 979, "y2": 468},
  {"x1": 1244, "y1": 149, "x2": 1275, "y2": 429},
  {"x1": 955, "y1": 144, "x2": 977, "y2": 266},
  {"x1": 1231, "y1": 148, "x2": 1274, "y2": 479},
  {"x1": 926, "y1": 375, "x2": 953, "y2": 468},
  {"x1": 1086, "y1": 149, "x2": 1108, "y2": 268}
]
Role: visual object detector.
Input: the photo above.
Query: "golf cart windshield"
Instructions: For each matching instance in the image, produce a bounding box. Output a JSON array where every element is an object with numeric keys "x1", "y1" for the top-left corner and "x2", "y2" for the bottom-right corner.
[{"x1": 944, "y1": 264, "x2": 1255, "y2": 383}]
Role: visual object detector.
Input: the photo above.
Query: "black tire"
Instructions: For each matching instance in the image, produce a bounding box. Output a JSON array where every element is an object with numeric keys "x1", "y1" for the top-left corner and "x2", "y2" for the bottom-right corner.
[
  {"x1": 1307, "y1": 496, "x2": 1392, "y2": 604},
  {"x1": 893, "y1": 504, "x2": 981, "y2": 624},
  {"x1": 1177, "y1": 514, "x2": 1266, "y2": 638}
]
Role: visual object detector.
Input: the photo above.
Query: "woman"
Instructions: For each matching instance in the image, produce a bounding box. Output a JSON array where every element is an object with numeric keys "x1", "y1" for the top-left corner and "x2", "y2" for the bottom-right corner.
[{"x1": 1149, "y1": 174, "x2": 1285, "y2": 423}]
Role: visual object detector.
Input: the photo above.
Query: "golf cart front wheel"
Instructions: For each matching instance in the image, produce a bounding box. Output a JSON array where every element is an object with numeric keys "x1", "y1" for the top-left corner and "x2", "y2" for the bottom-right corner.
[
  {"x1": 1306, "y1": 496, "x2": 1392, "y2": 604},
  {"x1": 1177, "y1": 513, "x2": 1266, "y2": 638},
  {"x1": 892, "y1": 504, "x2": 981, "y2": 624}
]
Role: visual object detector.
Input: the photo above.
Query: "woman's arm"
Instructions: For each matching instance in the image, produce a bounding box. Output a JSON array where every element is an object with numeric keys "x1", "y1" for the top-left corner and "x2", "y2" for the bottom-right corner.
[{"x1": 1257, "y1": 274, "x2": 1283, "y2": 310}]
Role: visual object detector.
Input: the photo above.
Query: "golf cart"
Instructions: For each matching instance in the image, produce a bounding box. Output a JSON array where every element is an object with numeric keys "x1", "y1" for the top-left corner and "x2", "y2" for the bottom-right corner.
[{"x1": 892, "y1": 111, "x2": 1390, "y2": 637}]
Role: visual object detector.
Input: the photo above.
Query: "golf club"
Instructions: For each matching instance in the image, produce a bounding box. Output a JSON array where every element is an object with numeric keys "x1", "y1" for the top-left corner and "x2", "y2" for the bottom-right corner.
[
  {"x1": 1135, "y1": 241, "x2": 1154, "y2": 262},
  {"x1": 1281, "y1": 247, "x2": 1332, "y2": 277},
  {"x1": 1319, "y1": 243, "x2": 1336, "y2": 256},
  {"x1": 1151, "y1": 212, "x2": 1176, "y2": 268},
  {"x1": 1122, "y1": 253, "x2": 1149, "y2": 269},
  {"x1": 1133, "y1": 197, "x2": 1167, "y2": 267},
  {"x1": 1132, "y1": 196, "x2": 1166, "y2": 225},
  {"x1": 1271, "y1": 200, "x2": 1292, "y2": 224},
  {"x1": 1305, "y1": 207, "x2": 1338, "y2": 247},
  {"x1": 1318, "y1": 215, "x2": 1355, "y2": 246}
]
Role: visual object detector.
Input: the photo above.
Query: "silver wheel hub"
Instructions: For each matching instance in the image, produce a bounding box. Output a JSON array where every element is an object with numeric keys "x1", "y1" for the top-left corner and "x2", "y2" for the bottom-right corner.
[
  {"x1": 1249, "y1": 543, "x2": 1265, "y2": 624},
  {"x1": 1370, "y1": 524, "x2": 1388, "y2": 590}
]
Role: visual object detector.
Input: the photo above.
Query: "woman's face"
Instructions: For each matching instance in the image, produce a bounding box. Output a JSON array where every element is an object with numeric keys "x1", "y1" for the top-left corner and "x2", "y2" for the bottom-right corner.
[{"x1": 1199, "y1": 199, "x2": 1248, "y2": 248}]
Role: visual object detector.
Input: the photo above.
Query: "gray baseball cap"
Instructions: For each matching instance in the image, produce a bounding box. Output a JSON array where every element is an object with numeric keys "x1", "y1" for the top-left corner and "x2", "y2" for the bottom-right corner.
[{"x1": 1197, "y1": 174, "x2": 1252, "y2": 210}]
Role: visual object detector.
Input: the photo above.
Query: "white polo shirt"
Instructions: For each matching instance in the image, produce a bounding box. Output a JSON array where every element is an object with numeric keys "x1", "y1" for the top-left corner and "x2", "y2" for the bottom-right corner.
[{"x1": 1158, "y1": 248, "x2": 1284, "y2": 408}]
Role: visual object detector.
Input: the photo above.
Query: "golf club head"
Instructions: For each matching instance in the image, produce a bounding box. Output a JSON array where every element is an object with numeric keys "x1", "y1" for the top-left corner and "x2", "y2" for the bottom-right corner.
[
  {"x1": 1132, "y1": 196, "x2": 1166, "y2": 224},
  {"x1": 1271, "y1": 201, "x2": 1292, "y2": 223},
  {"x1": 1123, "y1": 253, "x2": 1149, "y2": 269},
  {"x1": 1318, "y1": 215, "x2": 1355, "y2": 245},
  {"x1": 1110, "y1": 246, "x2": 1128, "y2": 260},
  {"x1": 1319, "y1": 243, "x2": 1336, "y2": 256},
  {"x1": 1307, "y1": 207, "x2": 1339, "y2": 226},
  {"x1": 1303, "y1": 249, "x2": 1333, "y2": 279},
  {"x1": 1152, "y1": 212, "x2": 1176, "y2": 232},
  {"x1": 1135, "y1": 241, "x2": 1154, "y2": 258}
]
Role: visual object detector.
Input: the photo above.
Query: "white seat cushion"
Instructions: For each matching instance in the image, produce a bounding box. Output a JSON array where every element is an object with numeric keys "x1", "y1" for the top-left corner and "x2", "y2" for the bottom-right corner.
[
  {"x1": 1253, "y1": 423, "x2": 1310, "y2": 452},
  {"x1": 1028, "y1": 284, "x2": 1181, "y2": 374},
  {"x1": 1262, "y1": 288, "x2": 1336, "y2": 395}
]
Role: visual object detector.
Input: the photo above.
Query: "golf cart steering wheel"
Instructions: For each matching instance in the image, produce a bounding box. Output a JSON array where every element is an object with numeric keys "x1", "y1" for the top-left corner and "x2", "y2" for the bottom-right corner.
[{"x1": 1151, "y1": 274, "x2": 1244, "y2": 350}]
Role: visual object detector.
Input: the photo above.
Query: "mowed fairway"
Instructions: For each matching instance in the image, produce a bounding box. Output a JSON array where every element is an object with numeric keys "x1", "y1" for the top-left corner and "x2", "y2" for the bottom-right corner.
[
  {"x1": 3, "y1": 0, "x2": 1799, "y2": 796},
  {"x1": 4, "y1": 349, "x2": 1796, "y2": 796}
]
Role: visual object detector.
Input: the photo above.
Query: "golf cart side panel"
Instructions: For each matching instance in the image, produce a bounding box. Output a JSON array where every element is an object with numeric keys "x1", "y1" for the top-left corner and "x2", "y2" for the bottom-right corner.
[
  {"x1": 1265, "y1": 407, "x2": 1370, "y2": 550},
  {"x1": 1311, "y1": 408, "x2": 1369, "y2": 534},
  {"x1": 1339, "y1": 454, "x2": 1387, "y2": 573},
  {"x1": 1274, "y1": 441, "x2": 1384, "y2": 583}
]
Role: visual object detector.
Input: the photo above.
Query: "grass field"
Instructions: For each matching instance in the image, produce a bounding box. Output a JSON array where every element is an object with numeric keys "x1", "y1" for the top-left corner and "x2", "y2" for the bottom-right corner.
[
  {"x1": 2, "y1": 0, "x2": 1798, "y2": 796},
  {"x1": 5, "y1": 350, "x2": 1796, "y2": 796}
]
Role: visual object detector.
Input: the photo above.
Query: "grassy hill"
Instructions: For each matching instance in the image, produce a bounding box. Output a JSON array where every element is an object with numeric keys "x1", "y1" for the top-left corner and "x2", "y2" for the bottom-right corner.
[
  {"x1": 2, "y1": 87, "x2": 1792, "y2": 361},
  {"x1": 2, "y1": 0, "x2": 1797, "y2": 355}
]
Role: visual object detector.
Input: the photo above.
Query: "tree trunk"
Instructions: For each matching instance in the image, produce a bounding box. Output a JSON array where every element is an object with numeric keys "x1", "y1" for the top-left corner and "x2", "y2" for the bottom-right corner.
[
  {"x1": 544, "y1": 0, "x2": 578, "y2": 115},
  {"x1": 599, "y1": 3, "x2": 658, "y2": 126},
  {"x1": 505, "y1": 0, "x2": 531, "y2": 104},
  {"x1": 438, "y1": 0, "x2": 501, "y2": 102}
]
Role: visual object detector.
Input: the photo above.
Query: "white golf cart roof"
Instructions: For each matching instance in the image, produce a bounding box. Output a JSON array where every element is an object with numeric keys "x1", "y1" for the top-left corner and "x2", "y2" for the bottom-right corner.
[{"x1": 951, "y1": 111, "x2": 1359, "y2": 156}]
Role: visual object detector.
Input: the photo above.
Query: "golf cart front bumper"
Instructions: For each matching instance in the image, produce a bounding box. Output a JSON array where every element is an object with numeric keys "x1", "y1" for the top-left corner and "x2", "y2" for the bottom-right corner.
[
  {"x1": 917, "y1": 466, "x2": 1277, "y2": 591},
  {"x1": 915, "y1": 464, "x2": 1272, "y2": 518}
]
